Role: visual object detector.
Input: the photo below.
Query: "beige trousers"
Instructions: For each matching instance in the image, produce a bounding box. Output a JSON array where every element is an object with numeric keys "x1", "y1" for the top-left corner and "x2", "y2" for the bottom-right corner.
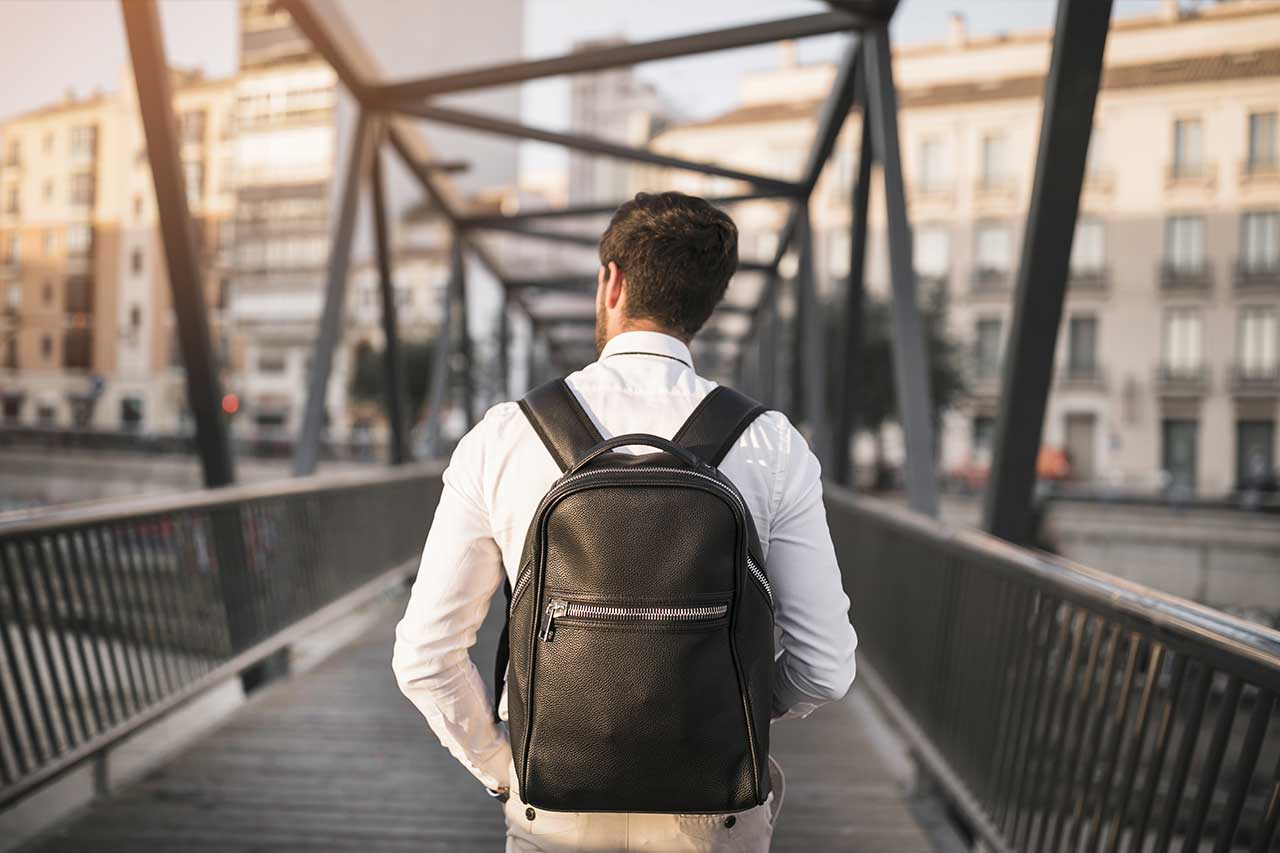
[{"x1": 504, "y1": 757, "x2": 784, "y2": 852}]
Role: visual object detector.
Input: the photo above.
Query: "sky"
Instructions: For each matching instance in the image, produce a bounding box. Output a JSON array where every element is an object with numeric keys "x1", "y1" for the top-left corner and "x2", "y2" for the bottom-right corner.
[{"x1": 0, "y1": 0, "x2": 1193, "y2": 178}]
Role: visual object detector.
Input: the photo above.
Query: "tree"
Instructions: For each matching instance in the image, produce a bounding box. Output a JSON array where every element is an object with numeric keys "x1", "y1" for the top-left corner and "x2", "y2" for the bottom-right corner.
[
  {"x1": 825, "y1": 283, "x2": 966, "y2": 489},
  {"x1": 349, "y1": 338, "x2": 437, "y2": 427}
]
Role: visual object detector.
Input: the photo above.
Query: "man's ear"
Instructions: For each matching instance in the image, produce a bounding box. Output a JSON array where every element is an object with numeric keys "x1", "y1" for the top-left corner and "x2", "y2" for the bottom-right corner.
[{"x1": 604, "y1": 261, "x2": 624, "y2": 310}]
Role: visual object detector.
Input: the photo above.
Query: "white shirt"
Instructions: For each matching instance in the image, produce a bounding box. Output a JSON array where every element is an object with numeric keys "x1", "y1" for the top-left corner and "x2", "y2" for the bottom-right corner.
[{"x1": 392, "y1": 331, "x2": 858, "y2": 792}]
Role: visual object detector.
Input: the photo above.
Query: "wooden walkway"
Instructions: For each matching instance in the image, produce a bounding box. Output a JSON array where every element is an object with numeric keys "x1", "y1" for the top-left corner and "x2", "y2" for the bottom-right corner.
[{"x1": 25, "y1": 598, "x2": 932, "y2": 852}]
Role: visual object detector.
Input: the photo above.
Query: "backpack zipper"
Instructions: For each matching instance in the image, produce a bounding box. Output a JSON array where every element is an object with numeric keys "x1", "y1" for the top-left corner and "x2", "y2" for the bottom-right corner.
[{"x1": 540, "y1": 598, "x2": 729, "y2": 642}]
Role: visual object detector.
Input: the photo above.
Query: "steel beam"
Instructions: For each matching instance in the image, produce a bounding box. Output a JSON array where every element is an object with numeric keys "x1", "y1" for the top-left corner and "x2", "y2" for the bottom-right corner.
[
  {"x1": 467, "y1": 221, "x2": 601, "y2": 249},
  {"x1": 797, "y1": 210, "x2": 831, "y2": 471},
  {"x1": 452, "y1": 238, "x2": 476, "y2": 428},
  {"x1": 122, "y1": 0, "x2": 234, "y2": 488},
  {"x1": 983, "y1": 0, "x2": 1112, "y2": 543},
  {"x1": 864, "y1": 26, "x2": 939, "y2": 516},
  {"x1": 506, "y1": 275, "x2": 595, "y2": 294},
  {"x1": 458, "y1": 191, "x2": 794, "y2": 227},
  {"x1": 833, "y1": 98, "x2": 873, "y2": 488},
  {"x1": 747, "y1": 37, "x2": 862, "y2": 333},
  {"x1": 371, "y1": 12, "x2": 868, "y2": 102},
  {"x1": 293, "y1": 111, "x2": 377, "y2": 476},
  {"x1": 398, "y1": 103, "x2": 799, "y2": 195},
  {"x1": 369, "y1": 130, "x2": 408, "y2": 465},
  {"x1": 423, "y1": 247, "x2": 455, "y2": 458}
]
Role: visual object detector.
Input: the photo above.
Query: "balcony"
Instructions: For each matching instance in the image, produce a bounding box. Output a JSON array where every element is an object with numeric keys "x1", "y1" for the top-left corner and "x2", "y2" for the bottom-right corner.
[
  {"x1": 1229, "y1": 363, "x2": 1280, "y2": 396},
  {"x1": 1058, "y1": 362, "x2": 1107, "y2": 390},
  {"x1": 1159, "y1": 262, "x2": 1213, "y2": 294},
  {"x1": 1153, "y1": 363, "x2": 1209, "y2": 396},
  {"x1": 1068, "y1": 265, "x2": 1108, "y2": 292},
  {"x1": 973, "y1": 175, "x2": 1018, "y2": 204},
  {"x1": 1234, "y1": 259, "x2": 1280, "y2": 290},
  {"x1": 969, "y1": 267, "x2": 1011, "y2": 297},
  {"x1": 1240, "y1": 157, "x2": 1280, "y2": 187},
  {"x1": 1164, "y1": 162, "x2": 1216, "y2": 190}
]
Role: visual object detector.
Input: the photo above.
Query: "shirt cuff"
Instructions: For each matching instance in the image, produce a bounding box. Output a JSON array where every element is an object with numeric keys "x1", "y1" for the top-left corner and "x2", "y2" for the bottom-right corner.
[{"x1": 771, "y1": 659, "x2": 822, "y2": 721}]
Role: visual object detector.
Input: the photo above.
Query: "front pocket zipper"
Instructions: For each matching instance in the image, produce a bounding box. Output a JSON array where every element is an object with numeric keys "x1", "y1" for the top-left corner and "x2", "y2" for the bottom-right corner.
[{"x1": 540, "y1": 599, "x2": 730, "y2": 642}]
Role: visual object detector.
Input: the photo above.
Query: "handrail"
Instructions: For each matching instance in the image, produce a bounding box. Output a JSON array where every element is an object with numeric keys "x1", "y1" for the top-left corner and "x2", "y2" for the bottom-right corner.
[
  {"x1": 827, "y1": 485, "x2": 1280, "y2": 852},
  {"x1": 0, "y1": 467, "x2": 444, "y2": 809}
]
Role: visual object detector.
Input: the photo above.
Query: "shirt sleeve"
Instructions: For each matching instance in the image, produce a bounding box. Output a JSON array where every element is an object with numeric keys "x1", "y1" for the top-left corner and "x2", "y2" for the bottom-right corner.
[
  {"x1": 765, "y1": 415, "x2": 859, "y2": 720},
  {"x1": 391, "y1": 414, "x2": 512, "y2": 791}
]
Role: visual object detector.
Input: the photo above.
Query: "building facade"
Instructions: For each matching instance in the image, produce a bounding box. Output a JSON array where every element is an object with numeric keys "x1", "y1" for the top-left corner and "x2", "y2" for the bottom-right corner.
[
  {"x1": 0, "y1": 68, "x2": 235, "y2": 433},
  {"x1": 649, "y1": 0, "x2": 1280, "y2": 497}
]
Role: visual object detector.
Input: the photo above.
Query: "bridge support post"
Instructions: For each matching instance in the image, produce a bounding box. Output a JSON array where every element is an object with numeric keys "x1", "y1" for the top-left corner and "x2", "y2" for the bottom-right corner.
[
  {"x1": 863, "y1": 26, "x2": 939, "y2": 517},
  {"x1": 369, "y1": 125, "x2": 409, "y2": 465},
  {"x1": 983, "y1": 0, "x2": 1112, "y2": 543},
  {"x1": 451, "y1": 237, "x2": 476, "y2": 428},
  {"x1": 794, "y1": 206, "x2": 830, "y2": 469},
  {"x1": 121, "y1": 0, "x2": 234, "y2": 489},
  {"x1": 295, "y1": 110, "x2": 378, "y2": 476},
  {"x1": 422, "y1": 241, "x2": 455, "y2": 458},
  {"x1": 832, "y1": 94, "x2": 872, "y2": 489}
]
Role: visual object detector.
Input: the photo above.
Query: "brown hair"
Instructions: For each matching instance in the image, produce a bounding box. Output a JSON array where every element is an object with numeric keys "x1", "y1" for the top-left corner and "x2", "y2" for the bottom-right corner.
[{"x1": 598, "y1": 192, "x2": 738, "y2": 338}]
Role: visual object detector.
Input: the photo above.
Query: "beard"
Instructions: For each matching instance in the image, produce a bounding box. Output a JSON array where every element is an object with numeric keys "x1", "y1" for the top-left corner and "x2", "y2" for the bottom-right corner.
[{"x1": 594, "y1": 290, "x2": 608, "y2": 356}]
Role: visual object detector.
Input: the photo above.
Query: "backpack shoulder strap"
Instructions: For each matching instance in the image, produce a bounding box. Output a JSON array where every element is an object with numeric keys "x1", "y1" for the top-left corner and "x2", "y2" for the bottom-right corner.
[
  {"x1": 518, "y1": 378, "x2": 606, "y2": 473},
  {"x1": 672, "y1": 386, "x2": 769, "y2": 468}
]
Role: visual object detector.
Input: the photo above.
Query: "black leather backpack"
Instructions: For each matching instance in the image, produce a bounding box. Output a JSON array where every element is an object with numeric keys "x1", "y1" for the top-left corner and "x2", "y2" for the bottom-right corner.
[{"x1": 495, "y1": 378, "x2": 775, "y2": 814}]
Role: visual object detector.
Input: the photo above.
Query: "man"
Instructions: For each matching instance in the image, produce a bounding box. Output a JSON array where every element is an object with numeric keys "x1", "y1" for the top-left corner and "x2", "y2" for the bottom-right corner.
[{"x1": 393, "y1": 191, "x2": 857, "y2": 851}]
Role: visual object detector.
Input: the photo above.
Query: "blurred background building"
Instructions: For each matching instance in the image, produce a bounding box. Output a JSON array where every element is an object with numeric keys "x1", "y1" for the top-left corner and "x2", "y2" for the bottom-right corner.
[
  {"x1": 645, "y1": 0, "x2": 1280, "y2": 497},
  {"x1": 1, "y1": 0, "x2": 1278, "y2": 501}
]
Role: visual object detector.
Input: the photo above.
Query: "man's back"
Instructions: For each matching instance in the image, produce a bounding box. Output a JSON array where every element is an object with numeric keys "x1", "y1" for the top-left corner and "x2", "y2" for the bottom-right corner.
[{"x1": 393, "y1": 331, "x2": 857, "y2": 851}]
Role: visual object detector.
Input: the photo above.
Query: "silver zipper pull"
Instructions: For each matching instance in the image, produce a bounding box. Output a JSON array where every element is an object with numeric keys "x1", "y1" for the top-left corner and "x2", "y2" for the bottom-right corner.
[{"x1": 541, "y1": 599, "x2": 568, "y2": 642}]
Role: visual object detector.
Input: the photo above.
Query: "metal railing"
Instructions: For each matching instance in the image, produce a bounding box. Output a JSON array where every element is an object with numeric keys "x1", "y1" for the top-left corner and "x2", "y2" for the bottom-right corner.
[
  {"x1": 0, "y1": 464, "x2": 442, "y2": 808},
  {"x1": 828, "y1": 487, "x2": 1280, "y2": 853}
]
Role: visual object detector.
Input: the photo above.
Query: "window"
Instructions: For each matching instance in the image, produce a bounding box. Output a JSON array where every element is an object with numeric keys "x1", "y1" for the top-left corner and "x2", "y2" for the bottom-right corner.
[
  {"x1": 183, "y1": 161, "x2": 204, "y2": 205},
  {"x1": 69, "y1": 124, "x2": 97, "y2": 159},
  {"x1": 40, "y1": 334, "x2": 52, "y2": 360},
  {"x1": 42, "y1": 132, "x2": 53, "y2": 154},
  {"x1": 65, "y1": 224, "x2": 92, "y2": 256},
  {"x1": 1172, "y1": 118, "x2": 1203, "y2": 177},
  {"x1": 1165, "y1": 216, "x2": 1205, "y2": 272},
  {"x1": 5, "y1": 283, "x2": 18, "y2": 308},
  {"x1": 1162, "y1": 419, "x2": 1199, "y2": 494},
  {"x1": 974, "y1": 317, "x2": 1003, "y2": 379},
  {"x1": 4, "y1": 139, "x2": 18, "y2": 167},
  {"x1": 4, "y1": 186, "x2": 18, "y2": 215},
  {"x1": 1237, "y1": 421, "x2": 1275, "y2": 489},
  {"x1": 1248, "y1": 111, "x2": 1278, "y2": 171},
  {"x1": 43, "y1": 231, "x2": 56, "y2": 256},
  {"x1": 120, "y1": 397, "x2": 144, "y2": 431},
  {"x1": 42, "y1": 281, "x2": 53, "y2": 305},
  {"x1": 1239, "y1": 307, "x2": 1278, "y2": 376},
  {"x1": 65, "y1": 276, "x2": 92, "y2": 313},
  {"x1": 1241, "y1": 211, "x2": 1279, "y2": 272},
  {"x1": 70, "y1": 171, "x2": 94, "y2": 206},
  {"x1": 133, "y1": 194, "x2": 143, "y2": 218},
  {"x1": 980, "y1": 133, "x2": 1010, "y2": 186},
  {"x1": 5, "y1": 233, "x2": 19, "y2": 263},
  {"x1": 915, "y1": 226, "x2": 950, "y2": 279},
  {"x1": 42, "y1": 179, "x2": 53, "y2": 202},
  {"x1": 1067, "y1": 315, "x2": 1098, "y2": 375},
  {"x1": 972, "y1": 415, "x2": 995, "y2": 456},
  {"x1": 1071, "y1": 219, "x2": 1106, "y2": 275},
  {"x1": 179, "y1": 109, "x2": 206, "y2": 146},
  {"x1": 131, "y1": 248, "x2": 144, "y2": 275},
  {"x1": 63, "y1": 328, "x2": 92, "y2": 369},
  {"x1": 257, "y1": 348, "x2": 287, "y2": 374},
  {"x1": 1162, "y1": 307, "x2": 1203, "y2": 375},
  {"x1": 918, "y1": 137, "x2": 947, "y2": 191},
  {"x1": 130, "y1": 304, "x2": 142, "y2": 328},
  {"x1": 974, "y1": 221, "x2": 1011, "y2": 274}
]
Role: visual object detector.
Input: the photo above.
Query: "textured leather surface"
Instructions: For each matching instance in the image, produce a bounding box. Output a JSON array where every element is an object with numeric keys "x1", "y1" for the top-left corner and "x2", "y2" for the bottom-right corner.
[
  {"x1": 509, "y1": 383, "x2": 774, "y2": 814},
  {"x1": 672, "y1": 387, "x2": 770, "y2": 467},
  {"x1": 518, "y1": 378, "x2": 606, "y2": 472}
]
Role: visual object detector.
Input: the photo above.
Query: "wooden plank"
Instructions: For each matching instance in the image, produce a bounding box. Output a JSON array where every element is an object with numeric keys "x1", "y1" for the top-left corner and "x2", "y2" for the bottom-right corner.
[{"x1": 28, "y1": 598, "x2": 931, "y2": 851}]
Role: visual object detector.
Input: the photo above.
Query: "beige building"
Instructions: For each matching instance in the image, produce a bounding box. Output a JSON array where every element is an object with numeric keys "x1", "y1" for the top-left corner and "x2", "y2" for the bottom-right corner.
[
  {"x1": 0, "y1": 68, "x2": 235, "y2": 433},
  {"x1": 648, "y1": 0, "x2": 1280, "y2": 497}
]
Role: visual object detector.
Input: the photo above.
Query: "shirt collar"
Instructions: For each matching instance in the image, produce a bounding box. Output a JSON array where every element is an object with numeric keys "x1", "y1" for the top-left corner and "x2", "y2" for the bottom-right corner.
[{"x1": 599, "y1": 330, "x2": 694, "y2": 369}]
